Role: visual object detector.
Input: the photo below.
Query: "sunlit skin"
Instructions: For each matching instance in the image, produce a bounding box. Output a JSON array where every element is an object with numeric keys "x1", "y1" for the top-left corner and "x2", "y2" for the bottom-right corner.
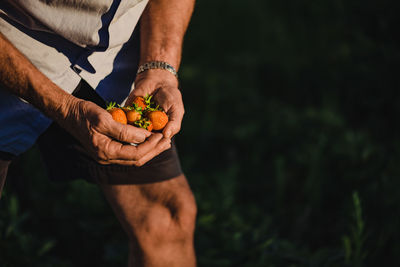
[{"x1": 0, "y1": 0, "x2": 197, "y2": 266}]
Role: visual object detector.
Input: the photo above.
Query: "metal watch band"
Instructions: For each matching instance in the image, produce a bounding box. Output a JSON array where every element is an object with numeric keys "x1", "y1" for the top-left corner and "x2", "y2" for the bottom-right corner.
[{"x1": 136, "y1": 61, "x2": 178, "y2": 78}]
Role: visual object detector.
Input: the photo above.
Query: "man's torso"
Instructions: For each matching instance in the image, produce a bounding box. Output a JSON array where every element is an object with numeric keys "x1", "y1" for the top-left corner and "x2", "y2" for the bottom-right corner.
[{"x1": 0, "y1": 0, "x2": 148, "y2": 155}]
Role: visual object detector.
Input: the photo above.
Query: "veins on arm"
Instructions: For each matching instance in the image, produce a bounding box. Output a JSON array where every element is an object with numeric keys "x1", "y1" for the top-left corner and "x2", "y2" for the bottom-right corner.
[
  {"x1": 139, "y1": 0, "x2": 195, "y2": 69},
  {"x1": 0, "y1": 32, "x2": 76, "y2": 122}
]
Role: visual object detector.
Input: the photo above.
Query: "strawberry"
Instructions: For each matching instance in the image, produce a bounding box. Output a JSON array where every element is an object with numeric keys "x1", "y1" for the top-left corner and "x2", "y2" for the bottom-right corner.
[
  {"x1": 122, "y1": 106, "x2": 142, "y2": 124},
  {"x1": 126, "y1": 110, "x2": 141, "y2": 124},
  {"x1": 132, "y1": 96, "x2": 147, "y2": 110},
  {"x1": 107, "y1": 102, "x2": 127, "y2": 124},
  {"x1": 147, "y1": 110, "x2": 168, "y2": 130},
  {"x1": 146, "y1": 121, "x2": 153, "y2": 132},
  {"x1": 133, "y1": 118, "x2": 153, "y2": 131},
  {"x1": 107, "y1": 96, "x2": 168, "y2": 131}
]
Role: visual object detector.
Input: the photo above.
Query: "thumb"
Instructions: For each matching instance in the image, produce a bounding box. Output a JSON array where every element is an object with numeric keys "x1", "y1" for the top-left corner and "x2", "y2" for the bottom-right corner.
[
  {"x1": 162, "y1": 105, "x2": 184, "y2": 139},
  {"x1": 103, "y1": 118, "x2": 151, "y2": 144}
]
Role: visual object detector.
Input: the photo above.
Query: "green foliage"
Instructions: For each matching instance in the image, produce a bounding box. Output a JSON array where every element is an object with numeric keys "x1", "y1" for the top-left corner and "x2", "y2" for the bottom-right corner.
[
  {"x1": 342, "y1": 192, "x2": 367, "y2": 267},
  {"x1": 0, "y1": 149, "x2": 127, "y2": 267},
  {"x1": 106, "y1": 101, "x2": 117, "y2": 111},
  {"x1": 0, "y1": 193, "x2": 56, "y2": 266}
]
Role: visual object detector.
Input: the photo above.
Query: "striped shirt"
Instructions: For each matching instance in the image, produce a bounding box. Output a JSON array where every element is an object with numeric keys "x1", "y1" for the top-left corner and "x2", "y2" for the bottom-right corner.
[{"x1": 0, "y1": 0, "x2": 148, "y2": 155}]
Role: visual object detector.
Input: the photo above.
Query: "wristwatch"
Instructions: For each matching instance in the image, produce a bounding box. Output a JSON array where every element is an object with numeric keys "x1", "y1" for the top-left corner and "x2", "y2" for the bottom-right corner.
[{"x1": 137, "y1": 61, "x2": 178, "y2": 78}]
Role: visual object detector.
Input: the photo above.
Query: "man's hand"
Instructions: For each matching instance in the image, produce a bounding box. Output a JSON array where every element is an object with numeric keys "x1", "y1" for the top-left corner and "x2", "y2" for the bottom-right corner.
[
  {"x1": 125, "y1": 0, "x2": 195, "y2": 140},
  {"x1": 60, "y1": 98, "x2": 172, "y2": 166},
  {"x1": 1, "y1": 32, "x2": 173, "y2": 166},
  {"x1": 126, "y1": 69, "x2": 184, "y2": 139}
]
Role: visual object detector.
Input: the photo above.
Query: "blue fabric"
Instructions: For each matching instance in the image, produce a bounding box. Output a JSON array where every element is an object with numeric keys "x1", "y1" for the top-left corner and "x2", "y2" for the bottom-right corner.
[
  {"x1": 0, "y1": 25, "x2": 141, "y2": 156},
  {"x1": 95, "y1": 25, "x2": 140, "y2": 104},
  {"x1": 0, "y1": 91, "x2": 52, "y2": 155}
]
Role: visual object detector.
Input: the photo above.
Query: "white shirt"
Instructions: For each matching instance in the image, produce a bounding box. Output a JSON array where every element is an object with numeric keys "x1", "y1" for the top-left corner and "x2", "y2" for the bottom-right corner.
[{"x1": 0, "y1": 0, "x2": 148, "y2": 155}]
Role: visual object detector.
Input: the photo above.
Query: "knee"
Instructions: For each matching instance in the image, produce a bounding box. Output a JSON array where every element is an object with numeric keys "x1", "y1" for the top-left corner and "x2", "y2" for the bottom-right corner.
[
  {"x1": 173, "y1": 190, "x2": 197, "y2": 236},
  {"x1": 131, "y1": 191, "x2": 197, "y2": 247}
]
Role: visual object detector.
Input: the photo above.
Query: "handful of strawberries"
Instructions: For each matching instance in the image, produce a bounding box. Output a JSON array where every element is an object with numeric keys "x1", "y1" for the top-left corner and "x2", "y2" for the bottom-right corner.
[{"x1": 107, "y1": 95, "x2": 168, "y2": 132}]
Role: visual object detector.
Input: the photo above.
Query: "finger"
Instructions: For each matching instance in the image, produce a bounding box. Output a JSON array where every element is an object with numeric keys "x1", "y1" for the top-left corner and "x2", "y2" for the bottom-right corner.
[
  {"x1": 125, "y1": 91, "x2": 147, "y2": 108},
  {"x1": 130, "y1": 139, "x2": 172, "y2": 166},
  {"x1": 103, "y1": 119, "x2": 151, "y2": 144},
  {"x1": 99, "y1": 140, "x2": 171, "y2": 166},
  {"x1": 126, "y1": 83, "x2": 152, "y2": 106},
  {"x1": 163, "y1": 105, "x2": 184, "y2": 139},
  {"x1": 105, "y1": 133, "x2": 168, "y2": 161}
]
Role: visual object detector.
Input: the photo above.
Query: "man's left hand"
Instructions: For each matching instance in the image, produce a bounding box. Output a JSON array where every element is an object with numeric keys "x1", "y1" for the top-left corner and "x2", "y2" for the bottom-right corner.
[{"x1": 126, "y1": 69, "x2": 184, "y2": 139}]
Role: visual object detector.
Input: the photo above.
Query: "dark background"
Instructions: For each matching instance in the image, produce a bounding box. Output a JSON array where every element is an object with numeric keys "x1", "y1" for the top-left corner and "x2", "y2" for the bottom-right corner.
[{"x1": 1, "y1": 0, "x2": 400, "y2": 266}]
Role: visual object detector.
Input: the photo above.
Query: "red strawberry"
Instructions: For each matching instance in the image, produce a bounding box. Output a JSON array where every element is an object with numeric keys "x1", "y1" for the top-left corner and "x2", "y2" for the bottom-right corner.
[
  {"x1": 147, "y1": 110, "x2": 168, "y2": 130},
  {"x1": 146, "y1": 121, "x2": 153, "y2": 132},
  {"x1": 122, "y1": 106, "x2": 142, "y2": 124},
  {"x1": 126, "y1": 110, "x2": 141, "y2": 124},
  {"x1": 107, "y1": 102, "x2": 127, "y2": 124},
  {"x1": 132, "y1": 96, "x2": 147, "y2": 110}
]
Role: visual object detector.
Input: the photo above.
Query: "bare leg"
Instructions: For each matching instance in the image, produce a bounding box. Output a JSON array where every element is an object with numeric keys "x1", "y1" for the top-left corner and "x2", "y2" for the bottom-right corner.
[
  {"x1": 99, "y1": 174, "x2": 197, "y2": 267},
  {"x1": 0, "y1": 160, "x2": 11, "y2": 198}
]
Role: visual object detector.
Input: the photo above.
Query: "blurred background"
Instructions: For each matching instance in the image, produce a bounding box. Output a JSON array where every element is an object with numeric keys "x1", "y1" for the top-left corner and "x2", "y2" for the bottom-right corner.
[{"x1": 1, "y1": 0, "x2": 400, "y2": 266}]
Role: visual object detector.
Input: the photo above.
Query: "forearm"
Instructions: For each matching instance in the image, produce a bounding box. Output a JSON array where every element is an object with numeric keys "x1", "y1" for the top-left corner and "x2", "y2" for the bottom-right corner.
[
  {"x1": 0, "y1": 32, "x2": 77, "y2": 122},
  {"x1": 139, "y1": 0, "x2": 195, "y2": 70}
]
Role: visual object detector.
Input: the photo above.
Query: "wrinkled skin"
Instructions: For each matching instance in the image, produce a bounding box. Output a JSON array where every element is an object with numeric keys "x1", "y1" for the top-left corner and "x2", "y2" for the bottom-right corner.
[
  {"x1": 61, "y1": 98, "x2": 172, "y2": 166},
  {"x1": 126, "y1": 69, "x2": 184, "y2": 140}
]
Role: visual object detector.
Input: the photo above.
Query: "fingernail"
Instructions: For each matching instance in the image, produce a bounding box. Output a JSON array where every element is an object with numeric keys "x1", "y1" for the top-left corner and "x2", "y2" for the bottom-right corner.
[{"x1": 138, "y1": 135, "x2": 146, "y2": 143}]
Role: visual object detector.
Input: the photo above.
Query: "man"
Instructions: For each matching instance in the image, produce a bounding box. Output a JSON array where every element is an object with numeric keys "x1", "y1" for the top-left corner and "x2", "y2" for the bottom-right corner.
[{"x1": 0, "y1": 0, "x2": 197, "y2": 266}]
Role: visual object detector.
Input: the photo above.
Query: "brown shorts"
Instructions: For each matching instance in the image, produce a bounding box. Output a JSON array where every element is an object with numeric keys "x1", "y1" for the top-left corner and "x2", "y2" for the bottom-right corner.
[
  {"x1": 36, "y1": 124, "x2": 182, "y2": 184},
  {"x1": 2, "y1": 80, "x2": 183, "y2": 185}
]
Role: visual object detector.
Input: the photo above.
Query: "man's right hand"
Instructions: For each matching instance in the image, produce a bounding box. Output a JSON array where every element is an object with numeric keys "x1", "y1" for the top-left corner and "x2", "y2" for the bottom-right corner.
[{"x1": 59, "y1": 98, "x2": 172, "y2": 166}]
